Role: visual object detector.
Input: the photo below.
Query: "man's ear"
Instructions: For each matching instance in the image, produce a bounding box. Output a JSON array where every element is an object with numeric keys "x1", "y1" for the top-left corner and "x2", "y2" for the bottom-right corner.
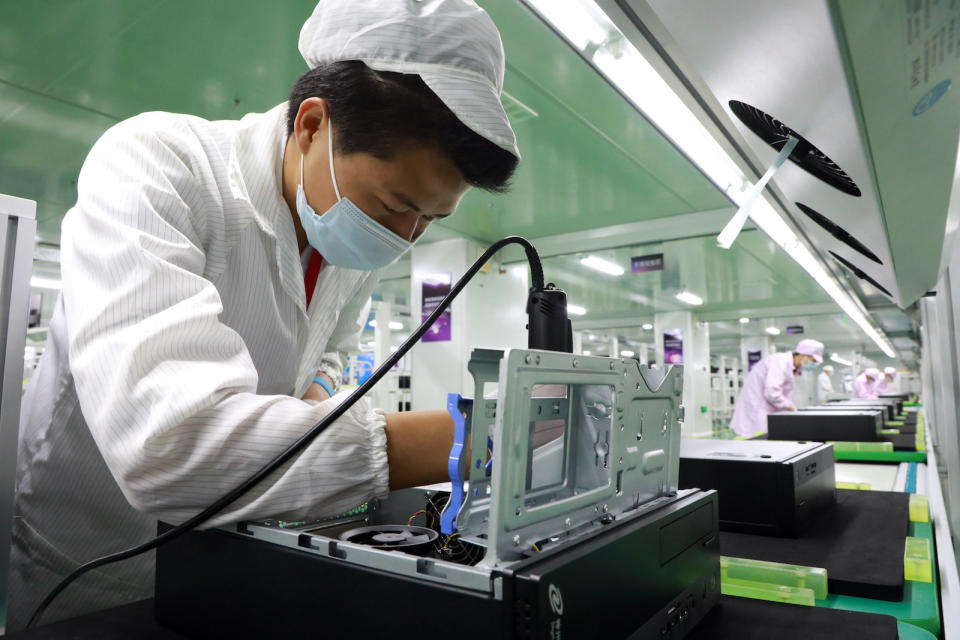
[{"x1": 294, "y1": 97, "x2": 330, "y2": 155}]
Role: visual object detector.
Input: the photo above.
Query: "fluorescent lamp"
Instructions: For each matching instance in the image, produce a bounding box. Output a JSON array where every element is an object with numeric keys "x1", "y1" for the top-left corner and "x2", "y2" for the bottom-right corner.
[
  {"x1": 30, "y1": 276, "x2": 62, "y2": 290},
  {"x1": 370, "y1": 319, "x2": 404, "y2": 331},
  {"x1": 675, "y1": 291, "x2": 703, "y2": 306},
  {"x1": 765, "y1": 326, "x2": 781, "y2": 335},
  {"x1": 830, "y1": 353, "x2": 853, "y2": 366},
  {"x1": 642, "y1": 323, "x2": 653, "y2": 330},
  {"x1": 526, "y1": 0, "x2": 608, "y2": 50},
  {"x1": 583, "y1": 349, "x2": 592, "y2": 355},
  {"x1": 523, "y1": 0, "x2": 896, "y2": 360},
  {"x1": 580, "y1": 255, "x2": 624, "y2": 276},
  {"x1": 620, "y1": 350, "x2": 636, "y2": 357},
  {"x1": 567, "y1": 304, "x2": 587, "y2": 315},
  {"x1": 739, "y1": 317, "x2": 750, "y2": 324}
]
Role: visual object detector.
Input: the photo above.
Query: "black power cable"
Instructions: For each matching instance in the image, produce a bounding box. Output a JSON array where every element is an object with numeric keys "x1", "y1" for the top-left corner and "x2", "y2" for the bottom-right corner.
[{"x1": 27, "y1": 235, "x2": 546, "y2": 628}]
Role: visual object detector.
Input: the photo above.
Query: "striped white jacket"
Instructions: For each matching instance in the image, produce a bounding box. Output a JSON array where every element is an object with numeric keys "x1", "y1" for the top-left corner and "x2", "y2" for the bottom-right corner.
[{"x1": 10, "y1": 103, "x2": 390, "y2": 627}]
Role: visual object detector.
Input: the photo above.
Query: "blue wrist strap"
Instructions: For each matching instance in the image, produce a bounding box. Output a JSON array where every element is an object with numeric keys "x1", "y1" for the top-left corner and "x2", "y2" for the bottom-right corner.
[{"x1": 312, "y1": 376, "x2": 335, "y2": 398}]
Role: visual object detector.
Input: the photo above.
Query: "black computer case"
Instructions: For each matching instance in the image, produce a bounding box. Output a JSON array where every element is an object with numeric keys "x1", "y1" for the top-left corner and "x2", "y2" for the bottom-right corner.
[
  {"x1": 155, "y1": 490, "x2": 721, "y2": 639},
  {"x1": 678, "y1": 439, "x2": 835, "y2": 537},
  {"x1": 768, "y1": 410, "x2": 882, "y2": 443}
]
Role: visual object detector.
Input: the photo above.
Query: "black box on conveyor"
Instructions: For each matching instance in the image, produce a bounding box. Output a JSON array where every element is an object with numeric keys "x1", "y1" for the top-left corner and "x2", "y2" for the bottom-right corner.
[
  {"x1": 803, "y1": 405, "x2": 887, "y2": 428},
  {"x1": 678, "y1": 439, "x2": 836, "y2": 537},
  {"x1": 877, "y1": 394, "x2": 907, "y2": 413},
  {"x1": 827, "y1": 398, "x2": 898, "y2": 421},
  {"x1": 767, "y1": 410, "x2": 882, "y2": 443}
]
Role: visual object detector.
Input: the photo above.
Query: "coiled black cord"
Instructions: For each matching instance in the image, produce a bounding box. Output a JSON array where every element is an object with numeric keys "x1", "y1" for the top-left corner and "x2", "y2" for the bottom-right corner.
[{"x1": 27, "y1": 236, "x2": 543, "y2": 628}]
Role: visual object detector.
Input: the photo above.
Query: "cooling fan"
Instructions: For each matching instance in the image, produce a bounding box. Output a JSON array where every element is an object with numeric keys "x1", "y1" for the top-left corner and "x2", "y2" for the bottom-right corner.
[
  {"x1": 339, "y1": 525, "x2": 439, "y2": 556},
  {"x1": 728, "y1": 100, "x2": 862, "y2": 197}
]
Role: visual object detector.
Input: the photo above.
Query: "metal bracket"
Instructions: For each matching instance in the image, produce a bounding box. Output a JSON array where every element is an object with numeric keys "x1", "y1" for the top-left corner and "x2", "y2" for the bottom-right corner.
[{"x1": 441, "y1": 348, "x2": 684, "y2": 565}]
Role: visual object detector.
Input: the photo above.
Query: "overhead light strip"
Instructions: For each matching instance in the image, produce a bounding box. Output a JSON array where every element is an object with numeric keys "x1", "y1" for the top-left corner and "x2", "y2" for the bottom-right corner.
[
  {"x1": 580, "y1": 255, "x2": 624, "y2": 276},
  {"x1": 522, "y1": 0, "x2": 895, "y2": 359},
  {"x1": 830, "y1": 353, "x2": 853, "y2": 366}
]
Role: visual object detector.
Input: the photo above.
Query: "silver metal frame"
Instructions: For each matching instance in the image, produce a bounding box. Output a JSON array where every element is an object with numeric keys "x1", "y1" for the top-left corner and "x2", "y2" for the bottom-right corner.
[
  {"x1": 0, "y1": 194, "x2": 36, "y2": 632},
  {"x1": 449, "y1": 348, "x2": 683, "y2": 566},
  {"x1": 221, "y1": 348, "x2": 687, "y2": 594}
]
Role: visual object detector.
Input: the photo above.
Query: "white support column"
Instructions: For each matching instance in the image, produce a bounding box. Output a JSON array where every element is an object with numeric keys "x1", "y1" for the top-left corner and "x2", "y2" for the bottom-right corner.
[
  {"x1": 739, "y1": 334, "x2": 773, "y2": 375},
  {"x1": 410, "y1": 238, "x2": 528, "y2": 410},
  {"x1": 638, "y1": 342, "x2": 651, "y2": 366},
  {"x1": 573, "y1": 330, "x2": 584, "y2": 355},
  {"x1": 372, "y1": 301, "x2": 393, "y2": 411},
  {"x1": 654, "y1": 311, "x2": 711, "y2": 436}
]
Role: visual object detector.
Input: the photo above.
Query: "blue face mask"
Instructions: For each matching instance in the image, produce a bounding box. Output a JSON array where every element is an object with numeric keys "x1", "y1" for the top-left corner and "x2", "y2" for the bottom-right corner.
[
  {"x1": 801, "y1": 362, "x2": 817, "y2": 372},
  {"x1": 295, "y1": 119, "x2": 413, "y2": 270}
]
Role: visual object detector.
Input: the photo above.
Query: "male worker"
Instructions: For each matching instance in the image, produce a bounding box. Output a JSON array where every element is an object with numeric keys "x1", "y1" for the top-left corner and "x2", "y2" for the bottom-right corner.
[
  {"x1": 853, "y1": 367, "x2": 881, "y2": 399},
  {"x1": 11, "y1": 0, "x2": 519, "y2": 627},
  {"x1": 875, "y1": 366, "x2": 897, "y2": 394},
  {"x1": 817, "y1": 364, "x2": 835, "y2": 403},
  {"x1": 730, "y1": 339, "x2": 825, "y2": 437}
]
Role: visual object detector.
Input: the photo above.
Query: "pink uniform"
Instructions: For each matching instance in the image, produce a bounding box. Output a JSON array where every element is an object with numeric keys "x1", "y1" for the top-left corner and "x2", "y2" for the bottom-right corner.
[
  {"x1": 730, "y1": 351, "x2": 797, "y2": 437},
  {"x1": 853, "y1": 373, "x2": 878, "y2": 398},
  {"x1": 874, "y1": 377, "x2": 889, "y2": 393}
]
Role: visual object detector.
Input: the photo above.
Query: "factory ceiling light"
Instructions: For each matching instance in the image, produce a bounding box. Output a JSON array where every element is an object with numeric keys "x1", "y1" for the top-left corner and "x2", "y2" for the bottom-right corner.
[
  {"x1": 830, "y1": 353, "x2": 853, "y2": 366},
  {"x1": 30, "y1": 276, "x2": 62, "y2": 290},
  {"x1": 765, "y1": 326, "x2": 781, "y2": 336},
  {"x1": 567, "y1": 303, "x2": 588, "y2": 316},
  {"x1": 739, "y1": 317, "x2": 750, "y2": 324},
  {"x1": 579, "y1": 255, "x2": 625, "y2": 276},
  {"x1": 523, "y1": 0, "x2": 896, "y2": 359},
  {"x1": 675, "y1": 291, "x2": 704, "y2": 306}
]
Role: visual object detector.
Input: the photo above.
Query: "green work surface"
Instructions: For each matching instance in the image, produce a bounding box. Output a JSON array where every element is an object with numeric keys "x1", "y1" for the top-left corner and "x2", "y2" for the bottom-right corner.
[
  {"x1": 819, "y1": 522, "x2": 940, "y2": 638},
  {"x1": 898, "y1": 621, "x2": 937, "y2": 639},
  {"x1": 834, "y1": 450, "x2": 927, "y2": 463}
]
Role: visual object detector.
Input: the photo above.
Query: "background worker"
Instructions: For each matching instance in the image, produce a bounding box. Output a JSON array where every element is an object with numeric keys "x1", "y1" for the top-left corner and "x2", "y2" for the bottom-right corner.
[
  {"x1": 817, "y1": 364, "x2": 835, "y2": 403},
  {"x1": 730, "y1": 339, "x2": 825, "y2": 437},
  {"x1": 853, "y1": 367, "x2": 881, "y2": 399}
]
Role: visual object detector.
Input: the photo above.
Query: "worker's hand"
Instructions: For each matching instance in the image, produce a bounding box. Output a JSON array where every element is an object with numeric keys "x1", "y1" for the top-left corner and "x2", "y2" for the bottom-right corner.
[{"x1": 788, "y1": 405, "x2": 798, "y2": 411}]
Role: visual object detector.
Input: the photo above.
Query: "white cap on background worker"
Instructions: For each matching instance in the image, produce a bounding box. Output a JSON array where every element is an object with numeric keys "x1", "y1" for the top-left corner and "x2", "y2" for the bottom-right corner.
[
  {"x1": 877, "y1": 366, "x2": 897, "y2": 393},
  {"x1": 795, "y1": 338, "x2": 824, "y2": 364},
  {"x1": 853, "y1": 367, "x2": 881, "y2": 398}
]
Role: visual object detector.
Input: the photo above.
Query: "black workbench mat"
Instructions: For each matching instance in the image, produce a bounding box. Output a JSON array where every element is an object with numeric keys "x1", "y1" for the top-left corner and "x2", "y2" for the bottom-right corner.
[
  {"x1": 687, "y1": 595, "x2": 899, "y2": 639},
  {"x1": 720, "y1": 489, "x2": 909, "y2": 600}
]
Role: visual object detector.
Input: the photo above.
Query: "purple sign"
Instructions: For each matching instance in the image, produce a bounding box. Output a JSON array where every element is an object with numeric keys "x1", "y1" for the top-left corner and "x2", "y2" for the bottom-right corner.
[
  {"x1": 663, "y1": 329, "x2": 683, "y2": 364},
  {"x1": 421, "y1": 274, "x2": 452, "y2": 342},
  {"x1": 747, "y1": 350, "x2": 762, "y2": 371},
  {"x1": 786, "y1": 325, "x2": 804, "y2": 335},
  {"x1": 631, "y1": 253, "x2": 664, "y2": 273}
]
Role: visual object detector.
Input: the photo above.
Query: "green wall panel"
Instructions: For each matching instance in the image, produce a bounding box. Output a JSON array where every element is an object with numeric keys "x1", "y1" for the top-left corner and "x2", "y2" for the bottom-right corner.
[{"x1": 0, "y1": 0, "x2": 726, "y2": 246}]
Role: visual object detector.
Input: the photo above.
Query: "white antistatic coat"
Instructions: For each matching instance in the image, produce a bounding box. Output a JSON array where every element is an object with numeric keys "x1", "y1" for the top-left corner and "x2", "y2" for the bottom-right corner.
[
  {"x1": 729, "y1": 352, "x2": 797, "y2": 437},
  {"x1": 10, "y1": 104, "x2": 391, "y2": 628},
  {"x1": 853, "y1": 373, "x2": 879, "y2": 399},
  {"x1": 817, "y1": 371, "x2": 834, "y2": 403},
  {"x1": 875, "y1": 376, "x2": 890, "y2": 393}
]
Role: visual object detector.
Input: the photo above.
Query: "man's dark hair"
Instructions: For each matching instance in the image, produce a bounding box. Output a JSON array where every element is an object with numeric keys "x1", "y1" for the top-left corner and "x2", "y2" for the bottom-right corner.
[{"x1": 287, "y1": 61, "x2": 518, "y2": 193}]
